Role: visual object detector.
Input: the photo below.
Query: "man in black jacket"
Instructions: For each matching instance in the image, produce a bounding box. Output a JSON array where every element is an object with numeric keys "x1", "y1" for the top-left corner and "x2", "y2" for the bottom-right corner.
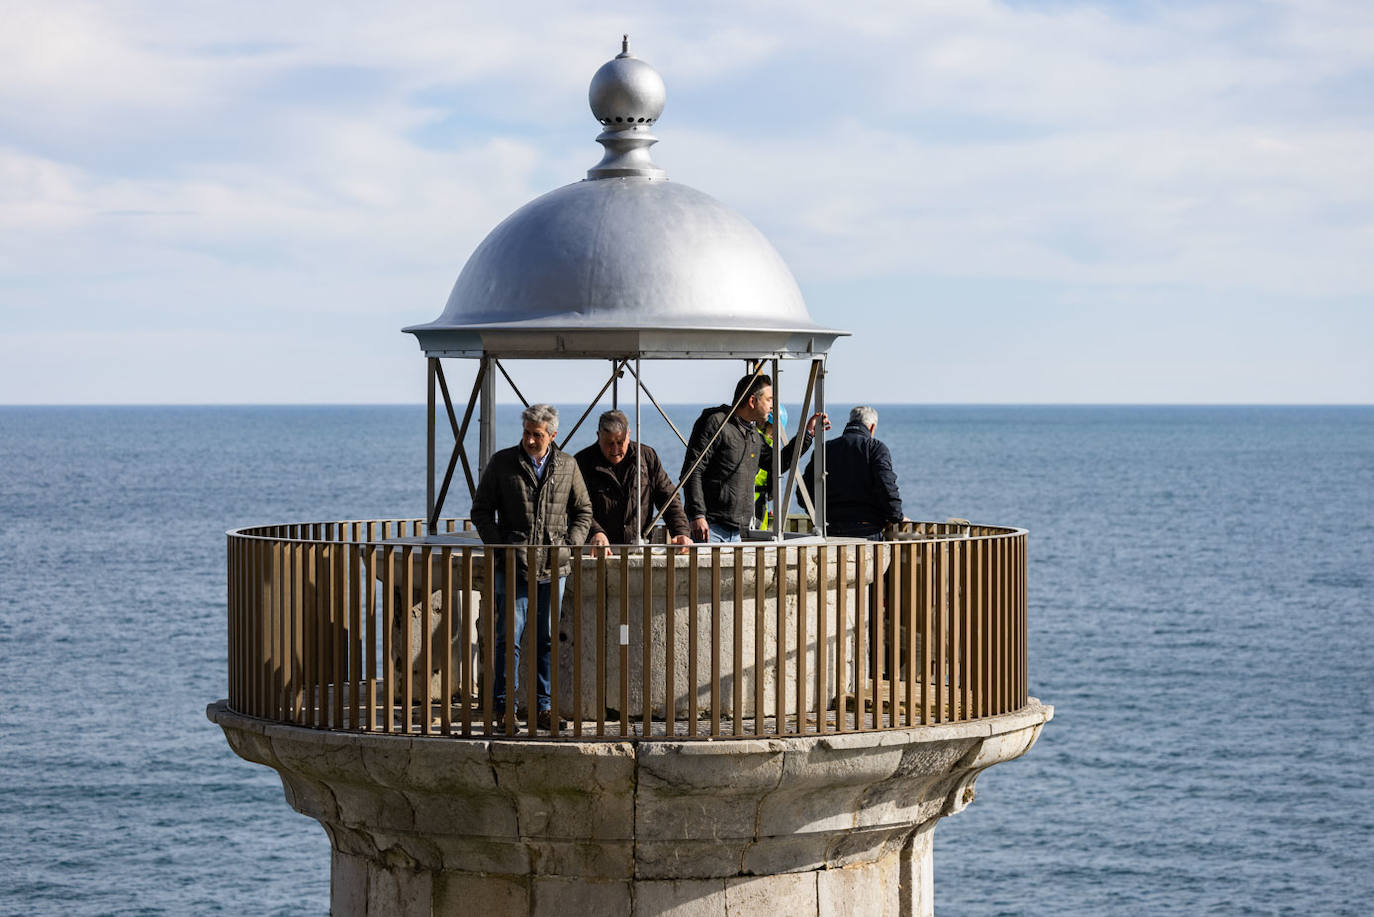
[
  {"x1": 574, "y1": 410, "x2": 691, "y2": 550},
  {"x1": 681, "y1": 373, "x2": 826, "y2": 542},
  {"x1": 804, "y1": 405, "x2": 905, "y2": 538},
  {"x1": 805, "y1": 406, "x2": 906, "y2": 676}
]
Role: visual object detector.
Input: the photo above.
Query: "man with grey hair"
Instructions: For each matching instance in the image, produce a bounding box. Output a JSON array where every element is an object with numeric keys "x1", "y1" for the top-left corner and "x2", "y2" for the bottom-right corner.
[
  {"x1": 471, "y1": 403, "x2": 593, "y2": 729},
  {"x1": 574, "y1": 410, "x2": 691, "y2": 551},
  {"x1": 803, "y1": 405, "x2": 905, "y2": 539},
  {"x1": 805, "y1": 405, "x2": 906, "y2": 677}
]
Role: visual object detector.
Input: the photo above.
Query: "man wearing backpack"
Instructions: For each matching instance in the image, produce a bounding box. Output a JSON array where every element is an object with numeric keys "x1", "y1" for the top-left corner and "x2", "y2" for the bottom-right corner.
[{"x1": 680, "y1": 373, "x2": 827, "y2": 542}]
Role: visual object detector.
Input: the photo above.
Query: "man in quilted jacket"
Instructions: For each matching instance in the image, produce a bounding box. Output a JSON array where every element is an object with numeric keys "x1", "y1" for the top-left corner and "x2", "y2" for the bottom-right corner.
[{"x1": 471, "y1": 404, "x2": 593, "y2": 728}]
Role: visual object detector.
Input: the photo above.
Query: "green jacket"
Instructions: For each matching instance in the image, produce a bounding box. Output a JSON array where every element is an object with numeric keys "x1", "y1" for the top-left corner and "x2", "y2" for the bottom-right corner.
[{"x1": 470, "y1": 445, "x2": 593, "y2": 579}]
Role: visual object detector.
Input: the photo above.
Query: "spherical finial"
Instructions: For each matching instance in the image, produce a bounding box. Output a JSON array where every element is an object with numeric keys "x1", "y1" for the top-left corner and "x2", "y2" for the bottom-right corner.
[{"x1": 589, "y1": 36, "x2": 666, "y2": 128}]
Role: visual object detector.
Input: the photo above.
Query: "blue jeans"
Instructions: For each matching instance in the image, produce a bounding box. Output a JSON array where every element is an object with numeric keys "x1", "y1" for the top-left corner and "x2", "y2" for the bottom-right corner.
[
  {"x1": 706, "y1": 522, "x2": 742, "y2": 543},
  {"x1": 492, "y1": 571, "x2": 566, "y2": 712}
]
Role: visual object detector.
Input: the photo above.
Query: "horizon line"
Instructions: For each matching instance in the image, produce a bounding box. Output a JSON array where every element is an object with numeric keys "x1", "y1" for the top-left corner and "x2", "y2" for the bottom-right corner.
[{"x1": 3, "y1": 402, "x2": 1371, "y2": 409}]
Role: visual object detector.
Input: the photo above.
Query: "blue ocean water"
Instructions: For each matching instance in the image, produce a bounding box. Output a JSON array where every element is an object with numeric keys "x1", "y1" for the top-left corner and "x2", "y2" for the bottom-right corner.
[{"x1": 0, "y1": 404, "x2": 1370, "y2": 916}]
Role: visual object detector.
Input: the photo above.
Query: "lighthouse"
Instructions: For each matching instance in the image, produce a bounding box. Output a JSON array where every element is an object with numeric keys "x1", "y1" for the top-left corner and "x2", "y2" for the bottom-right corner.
[{"x1": 209, "y1": 38, "x2": 1052, "y2": 916}]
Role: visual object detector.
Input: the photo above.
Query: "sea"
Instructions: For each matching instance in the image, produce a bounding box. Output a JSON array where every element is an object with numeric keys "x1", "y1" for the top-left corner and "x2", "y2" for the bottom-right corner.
[{"x1": 1, "y1": 404, "x2": 1370, "y2": 916}]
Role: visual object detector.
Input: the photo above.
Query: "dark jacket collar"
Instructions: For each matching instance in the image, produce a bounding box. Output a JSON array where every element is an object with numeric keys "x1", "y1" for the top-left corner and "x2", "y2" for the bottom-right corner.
[{"x1": 843, "y1": 420, "x2": 871, "y2": 438}]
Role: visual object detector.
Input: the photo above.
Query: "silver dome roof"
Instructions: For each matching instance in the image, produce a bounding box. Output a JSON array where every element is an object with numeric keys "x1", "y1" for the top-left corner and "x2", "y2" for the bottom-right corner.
[{"x1": 405, "y1": 39, "x2": 846, "y2": 359}]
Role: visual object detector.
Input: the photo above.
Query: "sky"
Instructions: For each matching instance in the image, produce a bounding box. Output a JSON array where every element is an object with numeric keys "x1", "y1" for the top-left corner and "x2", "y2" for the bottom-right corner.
[{"x1": 1, "y1": 0, "x2": 1371, "y2": 405}]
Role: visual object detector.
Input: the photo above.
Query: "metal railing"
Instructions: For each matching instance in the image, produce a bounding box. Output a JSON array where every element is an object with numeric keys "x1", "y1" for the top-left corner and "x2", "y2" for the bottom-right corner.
[{"x1": 225, "y1": 519, "x2": 1027, "y2": 740}]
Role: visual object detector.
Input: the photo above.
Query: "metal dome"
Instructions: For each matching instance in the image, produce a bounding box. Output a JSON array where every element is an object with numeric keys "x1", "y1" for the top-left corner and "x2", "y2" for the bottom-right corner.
[{"x1": 404, "y1": 39, "x2": 846, "y2": 359}]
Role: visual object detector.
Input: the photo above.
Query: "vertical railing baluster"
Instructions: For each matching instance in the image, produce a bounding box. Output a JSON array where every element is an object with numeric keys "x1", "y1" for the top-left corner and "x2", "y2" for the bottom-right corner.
[
  {"x1": 938, "y1": 540, "x2": 950, "y2": 724},
  {"x1": 317, "y1": 539, "x2": 331, "y2": 728},
  {"x1": 714, "y1": 548, "x2": 726, "y2": 737},
  {"x1": 993, "y1": 537, "x2": 1004, "y2": 714},
  {"x1": 253, "y1": 538, "x2": 266, "y2": 719},
  {"x1": 503, "y1": 546, "x2": 517, "y2": 736},
  {"x1": 891, "y1": 543, "x2": 903, "y2": 727},
  {"x1": 269, "y1": 541, "x2": 280, "y2": 720},
  {"x1": 265, "y1": 540, "x2": 276, "y2": 720},
  {"x1": 240, "y1": 541, "x2": 251, "y2": 720},
  {"x1": 364, "y1": 544, "x2": 376, "y2": 731},
  {"x1": 1006, "y1": 536, "x2": 1014, "y2": 711},
  {"x1": 836, "y1": 544, "x2": 848, "y2": 732},
  {"x1": 237, "y1": 537, "x2": 247, "y2": 712},
  {"x1": 961, "y1": 538, "x2": 972, "y2": 725},
  {"x1": 1004, "y1": 536, "x2": 1013, "y2": 714},
  {"x1": 982, "y1": 536, "x2": 993, "y2": 719},
  {"x1": 905, "y1": 543, "x2": 917, "y2": 728},
  {"x1": 922, "y1": 540, "x2": 935, "y2": 726},
  {"x1": 298, "y1": 539, "x2": 310, "y2": 725},
  {"x1": 247, "y1": 538, "x2": 259, "y2": 717},
  {"x1": 400, "y1": 545, "x2": 414, "y2": 733},
  {"x1": 665, "y1": 545, "x2": 676, "y2": 737},
  {"x1": 525, "y1": 544, "x2": 538, "y2": 738},
  {"x1": 571, "y1": 546, "x2": 583, "y2": 738},
  {"x1": 1021, "y1": 534, "x2": 1029, "y2": 707},
  {"x1": 226, "y1": 537, "x2": 235, "y2": 709},
  {"x1": 996, "y1": 536, "x2": 1006, "y2": 715},
  {"x1": 890, "y1": 541, "x2": 901, "y2": 725},
  {"x1": 1014, "y1": 536, "x2": 1023, "y2": 711},
  {"x1": 619, "y1": 547, "x2": 630, "y2": 737},
  {"x1": 441, "y1": 546, "x2": 453, "y2": 736},
  {"x1": 300, "y1": 542, "x2": 314, "y2": 727},
  {"x1": 953, "y1": 538, "x2": 962, "y2": 722},
  {"x1": 240, "y1": 536, "x2": 250, "y2": 712},
  {"x1": 284, "y1": 533, "x2": 296, "y2": 720},
  {"x1": 318, "y1": 528, "x2": 330, "y2": 725},
  {"x1": 595, "y1": 551, "x2": 606, "y2": 738},
  {"x1": 333, "y1": 539, "x2": 346, "y2": 729},
  {"x1": 978, "y1": 538, "x2": 989, "y2": 725},
  {"x1": 277, "y1": 539, "x2": 288, "y2": 721},
  {"x1": 642, "y1": 545, "x2": 652, "y2": 737},
  {"x1": 887, "y1": 543, "x2": 899, "y2": 729},
  {"x1": 926, "y1": 539, "x2": 936, "y2": 727},
  {"x1": 382, "y1": 545, "x2": 395, "y2": 733},
  {"x1": 872, "y1": 543, "x2": 884, "y2": 729},
  {"x1": 967, "y1": 537, "x2": 978, "y2": 720},
  {"x1": 855, "y1": 546, "x2": 868, "y2": 730},
  {"x1": 253, "y1": 536, "x2": 263, "y2": 717},
  {"x1": 301, "y1": 539, "x2": 314, "y2": 725},
  {"x1": 548, "y1": 545, "x2": 561, "y2": 737},
  {"x1": 816, "y1": 545, "x2": 828, "y2": 736},
  {"x1": 751, "y1": 547, "x2": 763, "y2": 736},
  {"x1": 774, "y1": 543, "x2": 787, "y2": 734},
  {"x1": 280, "y1": 541, "x2": 291, "y2": 720},
  {"x1": 687, "y1": 547, "x2": 699, "y2": 737},
  {"x1": 483, "y1": 550, "x2": 496, "y2": 736},
  {"x1": 796, "y1": 547, "x2": 808, "y2": 735}
]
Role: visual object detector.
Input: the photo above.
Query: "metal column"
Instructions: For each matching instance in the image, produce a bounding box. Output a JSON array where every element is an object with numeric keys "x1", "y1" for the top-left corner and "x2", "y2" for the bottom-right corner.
[
  {"x1": 478, "y1": 354, "x2": 496, "y2": 478},
  {"x1": 426, "y1": 357, "x2": 437, "y2": 536},
  {"x1": 634, "y1": 356, "x2": 643, "y2": 544},
  {"x1": 770, "y1": 358, "x2": 782, "y2": 542},
  {"x1": 814, "y1": 356, "x2": 827, "y2": 536}
]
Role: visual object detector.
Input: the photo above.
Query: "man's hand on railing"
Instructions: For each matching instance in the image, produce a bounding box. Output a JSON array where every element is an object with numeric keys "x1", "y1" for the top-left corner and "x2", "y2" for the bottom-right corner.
[
  {"x1": 588, "y1": 531, "x2": 614, "y2": 558},
  {"x1": 670, "y1": 533, "x2": 692, "y2": 555}
]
